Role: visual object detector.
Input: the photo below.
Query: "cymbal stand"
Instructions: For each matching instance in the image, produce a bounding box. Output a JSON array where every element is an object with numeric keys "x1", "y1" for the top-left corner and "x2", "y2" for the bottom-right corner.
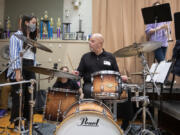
[
  {"x1": 28, "y1": 79, "x2": 36, "y2": 135},
  {"x1": 13, "y1": 45, "x2": 33, "y2": 134},
  {"x1": 125, "y1": 52, "x2": 158, "y2": 135},
  {"x1": 0, "y1": 80, "x2": 33, "y2": 135}
]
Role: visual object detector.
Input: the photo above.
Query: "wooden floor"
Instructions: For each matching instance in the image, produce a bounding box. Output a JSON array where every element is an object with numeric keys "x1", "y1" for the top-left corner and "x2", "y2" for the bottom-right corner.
[{"x1": 0, "y1": 112, "x2": 45, "y2": 135}]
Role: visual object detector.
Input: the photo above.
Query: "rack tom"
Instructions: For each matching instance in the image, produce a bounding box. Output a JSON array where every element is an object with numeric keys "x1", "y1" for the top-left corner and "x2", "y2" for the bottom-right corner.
[{"x1": 91, "y1": 70, "x2": 122, "y2": 99}]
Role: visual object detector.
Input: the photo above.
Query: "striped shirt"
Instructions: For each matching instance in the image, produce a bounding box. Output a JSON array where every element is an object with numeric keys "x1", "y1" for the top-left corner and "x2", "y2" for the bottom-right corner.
[{"x1": 7, "y1": 30, "x2": 23, "y2": 79}]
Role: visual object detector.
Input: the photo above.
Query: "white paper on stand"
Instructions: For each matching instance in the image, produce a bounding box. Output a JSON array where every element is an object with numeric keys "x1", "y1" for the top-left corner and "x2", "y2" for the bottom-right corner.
[{"x1": 146, "y1": 61, "x2": 172, "y2": 83}]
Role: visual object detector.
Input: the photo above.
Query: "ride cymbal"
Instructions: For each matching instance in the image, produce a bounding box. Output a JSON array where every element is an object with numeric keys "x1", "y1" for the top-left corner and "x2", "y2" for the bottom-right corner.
[
  {"x1": 113, "y1": 41, "x2": 162, "y2": 57},
  {"x1": 25, "y1": 66, "x2": 81, "y2": 80}
]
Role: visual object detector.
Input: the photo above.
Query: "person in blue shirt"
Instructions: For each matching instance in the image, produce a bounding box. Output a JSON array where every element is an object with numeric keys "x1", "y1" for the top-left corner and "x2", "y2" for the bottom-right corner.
[
  {"x1": 145, "y1": 1, "x2": 171, "y2": 63},
  {"x1": 7, "y1": 15, "x2": 37, "y2": 130}
]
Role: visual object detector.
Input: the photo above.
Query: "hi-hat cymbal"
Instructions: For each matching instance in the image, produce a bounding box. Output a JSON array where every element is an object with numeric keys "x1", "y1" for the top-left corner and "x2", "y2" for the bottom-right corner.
[
  {"x1": 113, "y1": 41, "x2": 162, "y2": 57},
  {"x1": 25, "y1": 66, "x2": 81, "y2": 80},
  {"x1": 14, "y1": 34, "x2": 53, "y2": 53}
]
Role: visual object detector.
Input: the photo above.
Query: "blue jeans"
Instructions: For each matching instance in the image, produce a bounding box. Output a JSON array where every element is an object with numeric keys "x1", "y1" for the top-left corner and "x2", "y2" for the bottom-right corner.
[{"x1": 154, "y1": 47, "x2": 167, "y2": 63}]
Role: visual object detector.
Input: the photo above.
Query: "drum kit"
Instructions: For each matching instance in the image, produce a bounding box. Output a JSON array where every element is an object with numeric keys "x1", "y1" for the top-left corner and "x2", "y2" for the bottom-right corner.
[{"x1": 0, "y1": 34, "x2": 162, "y2": 135}]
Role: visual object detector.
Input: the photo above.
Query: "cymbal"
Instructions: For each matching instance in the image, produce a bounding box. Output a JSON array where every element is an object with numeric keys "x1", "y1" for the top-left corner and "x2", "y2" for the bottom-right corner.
[
  {"x1": 14, "y1": 34, "x2": 53, "y2": 53},
  {"x1": 113, "y1": 41, "x2": 162, "y2": 57},
  {"x1": 25, "y1": 66, "x2": 81, "y2": 80}
]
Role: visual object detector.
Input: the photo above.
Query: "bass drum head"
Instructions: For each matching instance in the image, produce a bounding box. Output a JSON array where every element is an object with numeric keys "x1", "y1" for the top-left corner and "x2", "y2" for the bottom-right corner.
[{"x1": 56, "y1": 112, "x2": 123, "y2": 135}]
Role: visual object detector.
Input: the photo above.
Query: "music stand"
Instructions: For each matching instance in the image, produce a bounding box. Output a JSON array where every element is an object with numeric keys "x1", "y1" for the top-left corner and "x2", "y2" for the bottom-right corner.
[
  {"x1": 146, "y1": 62, "x2": 172, "y2": 84},
  {"x1": 141, "y1": 3, "x2": 172, "y2": 25},
  {"x1": 174, "y1": 12, "x2": 180, "y2": 40}
]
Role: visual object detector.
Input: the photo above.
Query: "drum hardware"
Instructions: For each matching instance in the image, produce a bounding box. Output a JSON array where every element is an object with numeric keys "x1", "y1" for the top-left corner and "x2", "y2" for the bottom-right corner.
[
  {"x1": 100, "y1": 74, "x2": 103, "y2": 80},
  {"x1": 135, "y1": 89, "x2": 140, "y2": 108},
  {"x1": 57, "y1": 100, "x2": 62, "y2": 122},
  {"x1": 100, "y1": 85, "x2": 104, "y2": 91},
  {"x1": 28, "y1": 79, "x2": 36, "y2": 135},
  {"x1": 114, "y1": 42, "x2": 161, "y2": 134},
  {"x1": 124, "y1": 53, "x2": 158, "y2": 135},
  {"x1": 14, "y1": 34, "x2": 53, "y2": 53},
  {"x1": 0, "y1": 80, "x2": 34, "y2": 135},
  {"x1": 0, "y1": 80, "x2": 35, "y2": 135}
]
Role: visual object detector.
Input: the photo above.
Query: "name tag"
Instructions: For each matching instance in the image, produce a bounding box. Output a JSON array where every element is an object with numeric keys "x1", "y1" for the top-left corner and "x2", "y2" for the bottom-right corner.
[{"x1": 104, "y1": 60, "x2": 111, "y2": 66}]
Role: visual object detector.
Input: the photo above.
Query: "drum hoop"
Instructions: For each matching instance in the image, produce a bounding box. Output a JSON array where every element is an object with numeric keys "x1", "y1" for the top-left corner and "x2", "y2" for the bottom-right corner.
[
  {"x1": 91, "y1": 70, "x2": 121, "y2": 77},
  {"x1": 63, "y1": 99, "x2": 113, "y2": 118},
  {"x1": 50, "y1": 88, "x2": 79, "y2": 94},
  {"x1": 55, "y1": 111, "x2": 124, "y2": 135}
]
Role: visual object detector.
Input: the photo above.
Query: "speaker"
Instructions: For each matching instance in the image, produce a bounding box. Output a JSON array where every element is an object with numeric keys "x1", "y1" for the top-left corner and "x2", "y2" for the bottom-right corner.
[{"x1": 0, "y1": 42, "x2": 9, "y2": 71}]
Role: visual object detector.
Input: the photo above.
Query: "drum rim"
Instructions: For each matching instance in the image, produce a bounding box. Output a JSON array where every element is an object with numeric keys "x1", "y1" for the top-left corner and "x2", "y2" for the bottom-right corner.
[
  {"x1": 50, "y1": 88, "x2": 79, "y2": 94},
  {"x1": 63, "y1": 98, "x2": 113, "y2": 119},
  {"x1": 55, "y1": 111, "x2": 124, "y2": 135},
  {"x1": 91, "y1": 70, "x2": 121, "y2": 77}
]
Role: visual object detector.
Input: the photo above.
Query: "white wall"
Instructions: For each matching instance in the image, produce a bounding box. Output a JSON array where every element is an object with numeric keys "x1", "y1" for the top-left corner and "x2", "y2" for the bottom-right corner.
[
  {"x1": 63, "y1": 0, "x2": 92, "y2": 37},
  {"x1": 0, "y1": 0, "x2": 5, "y2": 28}
]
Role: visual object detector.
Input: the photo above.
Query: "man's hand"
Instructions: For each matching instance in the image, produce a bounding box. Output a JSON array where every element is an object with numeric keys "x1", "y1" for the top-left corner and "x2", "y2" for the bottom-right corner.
[
  {"x1": 72, "y1": 70, "x2": 79, "y2": 76},
  {"x1": 15, "y1": 69, "x2": 22, "y2": 82},
  {"x1": 121, "y1": 75, "x2": 128, "y2": 83}
]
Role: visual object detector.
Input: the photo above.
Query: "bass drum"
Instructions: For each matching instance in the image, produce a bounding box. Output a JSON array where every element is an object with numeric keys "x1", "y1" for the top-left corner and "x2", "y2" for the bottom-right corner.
[{"x1": 55, "y1": 99, "x2": 124, "y2": 135}]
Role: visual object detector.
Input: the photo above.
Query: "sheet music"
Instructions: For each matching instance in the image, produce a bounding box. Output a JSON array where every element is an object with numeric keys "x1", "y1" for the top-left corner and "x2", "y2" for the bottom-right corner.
[{"x1": 146, "y1": 61, "x2": 172, "y2": 83}]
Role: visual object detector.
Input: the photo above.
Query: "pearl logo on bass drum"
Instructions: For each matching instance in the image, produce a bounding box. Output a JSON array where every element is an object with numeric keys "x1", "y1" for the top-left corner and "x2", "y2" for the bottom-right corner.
[{"x1": 78, "y1": 117, "x2": 100, "y2": 127}]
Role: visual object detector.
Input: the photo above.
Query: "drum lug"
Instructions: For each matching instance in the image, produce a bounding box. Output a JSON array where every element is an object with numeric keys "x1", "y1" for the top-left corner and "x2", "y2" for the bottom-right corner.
[
  {"x1": 75, "y1": 106, "x2": 80, "y2": 113},
  {"x1": 101, "y1": 85, "x2": 104, "y2": 92},
  {"x1": 48, "y1": 114, "x2": 51, "y2": 120},
  {"x1": 102, "y1": 108, "x2": 107, "y2": 117},
  {"x1": 91, "y1": 77, "x2": 94, "y2": 83},
  {"x1": 115, "y1": 86, "x2": 118, "y2": 92},
  {"x1": 57, "y1": 100, "x2": 62, "y2": 121},
  {"x1": 100, "y1": 75, "x2": 104, "y2": 81},
  {"x1": 116, "y1": 76, "x2": 119, "y2": 82},
  {"x1": 91, "y1": 86, "x2": 94, "y2": 93}
]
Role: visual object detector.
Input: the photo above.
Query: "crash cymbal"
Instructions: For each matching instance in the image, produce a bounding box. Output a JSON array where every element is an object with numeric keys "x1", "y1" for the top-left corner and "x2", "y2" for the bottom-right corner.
[
  {"x1": 25, "y1": 66, "x2": 81, "y2": 80},
  {"x1": 113, "y1": 41, "x2": 162, "y2": 57},
  {"x1": 14, "y1": 34, "x2": 53, "y2": 53}
]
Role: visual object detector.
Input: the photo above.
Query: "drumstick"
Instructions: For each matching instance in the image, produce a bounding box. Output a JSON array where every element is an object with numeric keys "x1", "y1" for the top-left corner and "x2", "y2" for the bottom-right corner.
[{"x1": 67, "y1": 53, "x2": 74, "y2": 71}]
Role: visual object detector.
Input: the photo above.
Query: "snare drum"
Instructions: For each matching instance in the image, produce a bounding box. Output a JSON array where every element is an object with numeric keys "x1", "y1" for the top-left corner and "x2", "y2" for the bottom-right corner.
[
  {"x1": 55, "y1": 99, "x2": 124, "y2": 135},
  {"x1": 91, "y1": 70, "x2": 122, "y2": 99},
  {"x1": 44, "y1": 88, "x2": 78, "y2": 122}
]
